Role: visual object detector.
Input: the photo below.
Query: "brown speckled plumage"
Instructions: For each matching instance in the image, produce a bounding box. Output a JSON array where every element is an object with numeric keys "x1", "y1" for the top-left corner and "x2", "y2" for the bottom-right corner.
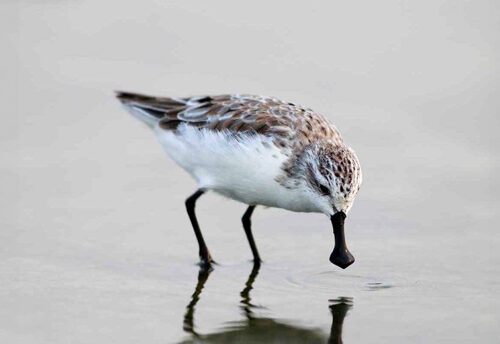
[{"x1": 116, "y1": 92, "x2": 344, "y2": 152}]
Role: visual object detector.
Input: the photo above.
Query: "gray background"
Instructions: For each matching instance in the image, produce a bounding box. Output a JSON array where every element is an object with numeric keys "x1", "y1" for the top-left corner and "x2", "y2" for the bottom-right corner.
[{"x1": 1, "y1": 1, "x2": 499, "y2": 343}]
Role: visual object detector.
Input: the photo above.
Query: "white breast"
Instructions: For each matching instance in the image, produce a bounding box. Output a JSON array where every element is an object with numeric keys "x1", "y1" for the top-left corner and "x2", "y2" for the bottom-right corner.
[{"x1": 154, "y1": 124, "x2": 320, "y2": 213}]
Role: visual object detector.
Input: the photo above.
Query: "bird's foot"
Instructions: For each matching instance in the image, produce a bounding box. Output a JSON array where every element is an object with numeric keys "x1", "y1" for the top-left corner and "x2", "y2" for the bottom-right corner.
[
  {"x1": 198, "y1": 251, "x2": 216, "y2": 271},
  {"x1": 251, "y1": 258, "x2": 262, "y2": 266}
]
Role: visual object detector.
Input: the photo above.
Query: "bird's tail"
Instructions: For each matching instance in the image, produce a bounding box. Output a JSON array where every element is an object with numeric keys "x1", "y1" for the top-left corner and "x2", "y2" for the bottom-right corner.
[{"x1": 115, "y1": 91, "x2": 165, "y2": 129}]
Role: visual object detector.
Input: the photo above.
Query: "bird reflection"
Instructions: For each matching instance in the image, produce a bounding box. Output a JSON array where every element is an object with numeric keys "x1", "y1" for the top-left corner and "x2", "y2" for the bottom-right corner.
[
  {"x1": 239, "y1": 262, "x2": 261, "y2": 321},
  {"x1": 182, "y1": 268, "x2": 212, "y2": 336},
  {"x1": 328, "y1": 297, "x2": 353, "y2": 344},
  {"x1": 181, "y1": 264, "x2": 352, "y2": 343}
]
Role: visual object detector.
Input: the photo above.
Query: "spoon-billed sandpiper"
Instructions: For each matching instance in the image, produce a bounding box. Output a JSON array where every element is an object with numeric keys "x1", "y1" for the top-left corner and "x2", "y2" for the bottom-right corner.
[{"x1": 117, "y1": 92, "x2": 362, "y2": 269}]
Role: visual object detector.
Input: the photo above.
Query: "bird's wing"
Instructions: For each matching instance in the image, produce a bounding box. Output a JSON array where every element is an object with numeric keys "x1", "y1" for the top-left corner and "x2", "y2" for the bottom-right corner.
[{"x1": 116, "y1": 92, "x2": 343, "y2": 148}]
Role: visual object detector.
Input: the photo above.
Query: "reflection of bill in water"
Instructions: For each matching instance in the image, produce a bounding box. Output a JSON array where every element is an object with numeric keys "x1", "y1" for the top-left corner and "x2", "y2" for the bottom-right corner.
[{"x1": 181, "y1": 264, "x2": 353, "y2": 343}]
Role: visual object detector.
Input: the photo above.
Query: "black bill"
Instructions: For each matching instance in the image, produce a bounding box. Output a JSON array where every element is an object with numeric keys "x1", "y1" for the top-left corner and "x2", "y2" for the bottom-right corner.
[{"x1": 329, "y1": 212, "x2": 355, "y2": 269}]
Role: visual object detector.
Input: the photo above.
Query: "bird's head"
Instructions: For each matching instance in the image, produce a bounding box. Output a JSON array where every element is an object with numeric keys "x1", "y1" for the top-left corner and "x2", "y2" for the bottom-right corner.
[
  {"x1": 283, "y1": 142, "x2": 362, "y2": 269},
  {"x1": 303, "y1": 143, "x2": 362, "y2": 216}
]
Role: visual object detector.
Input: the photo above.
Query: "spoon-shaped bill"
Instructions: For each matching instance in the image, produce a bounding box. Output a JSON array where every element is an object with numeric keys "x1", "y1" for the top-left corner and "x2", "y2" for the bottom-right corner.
[{"x1": 329, "y1": 212, "x2": 355, "y2": 269}]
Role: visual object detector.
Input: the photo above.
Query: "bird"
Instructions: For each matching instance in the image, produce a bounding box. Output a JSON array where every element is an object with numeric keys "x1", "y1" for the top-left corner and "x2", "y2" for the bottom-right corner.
[{"x1": 116, "y1": 92, "x2": 362, "y2": 269}]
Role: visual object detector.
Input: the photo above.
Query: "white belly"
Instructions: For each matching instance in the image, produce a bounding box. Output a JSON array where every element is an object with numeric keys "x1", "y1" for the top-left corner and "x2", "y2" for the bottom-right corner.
[{"x1": 154, "y1": 124, "x2": 319, "y2": 213}]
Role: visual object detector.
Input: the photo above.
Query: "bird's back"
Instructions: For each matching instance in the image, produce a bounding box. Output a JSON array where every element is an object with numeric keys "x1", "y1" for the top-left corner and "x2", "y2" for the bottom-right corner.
[{"x1": 116, "y1": 92, "x2": 344, "y2": 150}]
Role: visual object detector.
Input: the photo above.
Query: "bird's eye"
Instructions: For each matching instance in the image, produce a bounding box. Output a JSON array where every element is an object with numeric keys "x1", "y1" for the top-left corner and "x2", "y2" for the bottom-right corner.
[{"x1": 318, "y1": 184, "x2": 330, "y2": 195}]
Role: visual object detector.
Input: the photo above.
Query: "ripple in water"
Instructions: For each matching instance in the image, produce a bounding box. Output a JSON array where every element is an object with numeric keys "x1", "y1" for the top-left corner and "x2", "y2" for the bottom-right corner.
[{"x1": 365, "y1": 282, "x2": 393, "y2": 291}]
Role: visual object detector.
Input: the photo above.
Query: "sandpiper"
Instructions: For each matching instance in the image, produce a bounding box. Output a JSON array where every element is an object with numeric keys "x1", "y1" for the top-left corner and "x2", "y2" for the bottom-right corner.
[{"x1": 116, "y1": 92, "x2": 362, "y2": 269}]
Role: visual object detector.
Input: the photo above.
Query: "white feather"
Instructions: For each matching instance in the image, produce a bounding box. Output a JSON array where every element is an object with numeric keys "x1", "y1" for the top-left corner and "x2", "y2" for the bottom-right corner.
[
  {"x1": 121, "y1": 103, "x2": 159, "y2": 129},
  {"x1": 154, "y1": 124, "x2": 321, "y2": 213}
]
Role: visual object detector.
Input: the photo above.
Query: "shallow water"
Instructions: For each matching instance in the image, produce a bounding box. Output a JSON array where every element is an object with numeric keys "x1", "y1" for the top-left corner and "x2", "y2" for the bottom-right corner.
[{"x1": 1, "y1": 1, "x2": 499, "y2": 343}]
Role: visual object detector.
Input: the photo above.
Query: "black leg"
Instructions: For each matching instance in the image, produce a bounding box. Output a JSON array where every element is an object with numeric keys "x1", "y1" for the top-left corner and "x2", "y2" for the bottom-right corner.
[
  {"x1": 185, "y1": 189, "x2": 213, "y2": 268},
  {"x1": 242, "y1": 205, "x2": 261, "y2": 264}
]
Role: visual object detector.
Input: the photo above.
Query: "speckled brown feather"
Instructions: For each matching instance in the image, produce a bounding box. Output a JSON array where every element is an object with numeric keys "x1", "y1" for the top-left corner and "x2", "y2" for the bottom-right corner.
[{"x1": 116, "y1": 92, "x2": 344, "y2": 151}]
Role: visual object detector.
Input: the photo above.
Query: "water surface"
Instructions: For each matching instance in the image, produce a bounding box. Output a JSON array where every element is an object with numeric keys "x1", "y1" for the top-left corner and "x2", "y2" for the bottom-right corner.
[{"x1": 1, "y1": 1, "x2": 499, "y2": 343}]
